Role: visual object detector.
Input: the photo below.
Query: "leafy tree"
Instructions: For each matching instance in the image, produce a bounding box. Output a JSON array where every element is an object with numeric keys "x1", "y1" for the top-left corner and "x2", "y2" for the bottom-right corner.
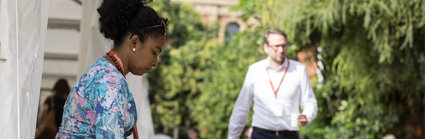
[
  {"x1": 149, "y1": 0, "x2": 205, "y2": 48},
  {"x1": 149, "y1": 0, "x2": 425, "y2": 138},
  {"x1": 147, "y1": 0, "x2": 217, "y2": 131},
  {"x1": 234, "y1": 0, "x2": 425, "y2": 138}
]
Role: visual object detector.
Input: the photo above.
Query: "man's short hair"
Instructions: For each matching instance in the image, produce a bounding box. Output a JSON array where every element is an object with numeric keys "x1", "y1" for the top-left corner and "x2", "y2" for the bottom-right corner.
[{"x1": 263, "y1": 29, "x2": 288, "y2": 45}]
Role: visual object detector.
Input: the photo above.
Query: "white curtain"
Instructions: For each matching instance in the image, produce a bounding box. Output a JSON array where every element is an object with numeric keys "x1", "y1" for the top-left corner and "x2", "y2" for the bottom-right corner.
[
  {"x1": 0, "y1": 0, "x2": 49, "y2": 138},
  {"x1": 78, "y1": 0, "x2": 154, "y2": 138}
]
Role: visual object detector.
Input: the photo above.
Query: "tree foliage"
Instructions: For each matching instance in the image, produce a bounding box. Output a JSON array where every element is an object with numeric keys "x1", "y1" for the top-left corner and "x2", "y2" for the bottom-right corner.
[
  {"x1": 147, "y1": 0, "x2": 210, "y2": 130},
  {"x1": 149, "y1": 0, "x2": 425, "y2": 138},
  {"x1": 235, "y1": 0, "x2": 425, "y2": 138},
  {"x1": 149, "y1": 0, "x2": 205, "y2": 48}
]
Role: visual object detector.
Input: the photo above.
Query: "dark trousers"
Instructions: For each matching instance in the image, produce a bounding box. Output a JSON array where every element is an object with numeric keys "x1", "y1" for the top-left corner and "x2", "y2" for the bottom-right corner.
[{"x1": 251, "y1": 128, "x2": 299, "y2": 139}]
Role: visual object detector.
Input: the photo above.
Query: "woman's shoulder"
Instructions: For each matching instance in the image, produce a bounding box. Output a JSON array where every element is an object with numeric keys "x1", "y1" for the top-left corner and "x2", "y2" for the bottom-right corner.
[
  {"x1": 72, "y1": 58, "x2": 129, "y2": 101},
  {"x1": 90, "y1": 58, "x2": 117, "y2": 73},
  {"x1": 83, "y1": 58, "x2": 125, "y2": 80},
  {"x1": 76, "y1": 58, "x2": 128, "y2": 91}
]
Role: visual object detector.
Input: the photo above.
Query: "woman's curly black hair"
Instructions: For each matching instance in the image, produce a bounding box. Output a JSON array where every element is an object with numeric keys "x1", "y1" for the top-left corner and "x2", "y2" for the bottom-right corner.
[{"x1": 97, "y1": 0, "x2": 167, "y2": 47}]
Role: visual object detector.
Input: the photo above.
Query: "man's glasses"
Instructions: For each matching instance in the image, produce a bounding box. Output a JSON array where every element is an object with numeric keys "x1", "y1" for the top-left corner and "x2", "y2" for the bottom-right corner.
[
  {"x1": 133, "y1": 18, "x2": 168, "y2": 36},
  {"x1": 268, "y1": 44, "x2": 288, "y2": 50}
]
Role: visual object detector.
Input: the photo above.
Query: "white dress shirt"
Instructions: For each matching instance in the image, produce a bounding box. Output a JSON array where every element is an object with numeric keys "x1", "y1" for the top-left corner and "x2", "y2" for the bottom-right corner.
[{"x1": 228, "y1": 57, "x2": 318, "y2": 139}]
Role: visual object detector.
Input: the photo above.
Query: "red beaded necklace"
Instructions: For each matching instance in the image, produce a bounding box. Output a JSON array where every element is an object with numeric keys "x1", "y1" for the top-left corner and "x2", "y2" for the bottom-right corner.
[{"x1": 106, "y1": 50, "x2": 125, "y2": 76}]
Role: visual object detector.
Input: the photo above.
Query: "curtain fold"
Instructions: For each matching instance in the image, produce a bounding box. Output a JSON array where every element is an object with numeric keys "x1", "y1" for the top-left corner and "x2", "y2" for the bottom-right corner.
[{"x1": 0, "y1": 0, "x2": 49, "y2": 138}]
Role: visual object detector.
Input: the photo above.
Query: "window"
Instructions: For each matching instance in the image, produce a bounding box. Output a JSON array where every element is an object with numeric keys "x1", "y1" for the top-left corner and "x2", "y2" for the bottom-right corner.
[{"x1": 225, "y1": 23, "x2": 240, "y2": 42}]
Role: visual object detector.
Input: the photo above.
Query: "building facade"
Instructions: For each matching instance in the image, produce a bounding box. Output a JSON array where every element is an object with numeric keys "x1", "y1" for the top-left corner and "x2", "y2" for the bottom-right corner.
[{"x1": 171, "y1": 0, "x2": 246, "y2": 41}]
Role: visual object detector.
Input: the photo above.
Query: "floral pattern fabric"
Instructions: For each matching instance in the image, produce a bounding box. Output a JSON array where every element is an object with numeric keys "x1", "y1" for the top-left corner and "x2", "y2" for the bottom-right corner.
[{"x1": 56, "y1": 58, "x2": 137, "y2": 139}]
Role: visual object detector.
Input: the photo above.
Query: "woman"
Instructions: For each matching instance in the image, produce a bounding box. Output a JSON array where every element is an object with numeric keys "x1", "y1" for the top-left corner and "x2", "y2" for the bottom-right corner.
[
  {"x1": 56, "y1": 0, "x2": 167, "y2": 138},
  {"x1": 36, "y1": 79, "x2": 70, "y2": 139}
]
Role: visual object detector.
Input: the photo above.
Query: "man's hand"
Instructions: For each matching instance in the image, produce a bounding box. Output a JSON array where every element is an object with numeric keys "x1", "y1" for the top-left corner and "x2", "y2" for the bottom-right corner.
[{"x1": 298, "y1": 114, "x2": 308, "y2": 126}]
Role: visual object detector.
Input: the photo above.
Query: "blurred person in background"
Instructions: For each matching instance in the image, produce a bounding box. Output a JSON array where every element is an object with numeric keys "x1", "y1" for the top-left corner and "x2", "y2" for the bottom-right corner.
[
  {"x1": 55, "y1": 0, "x2": 168, "y2": 138},
  {"x1": 228, "y1": 29, "x2": 318, "y2": 139},
  {"x1": 35, "y1": 78, "x2": 70, "y2": 139},
  {"x1": 151, "y1": 125, "x2": 172, "y2": 139},
  {"x1": 188, "y1": 127, "x2": 200, "y2": 139}
]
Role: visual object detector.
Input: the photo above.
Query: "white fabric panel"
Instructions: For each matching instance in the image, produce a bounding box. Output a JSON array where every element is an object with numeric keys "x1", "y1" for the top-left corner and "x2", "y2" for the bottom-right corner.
[
  {"x1": 18, "y1": 0, "x2": 50, "y2": 138},
  {"x1": 127, "y1": 74, "x2": 155, "y2": 139},
  {"x1": 77, "y1": 0, "x2": 110, "y2": 78},
  {"x1": 0, "y1": 0, "x2": 19, "y2": 138},
  {"x1": 79, "y1": 0, "x2": 154, "y2": 138},
  {"x1": 0, "y1": 0, "x2": 49, "y2": 138}
]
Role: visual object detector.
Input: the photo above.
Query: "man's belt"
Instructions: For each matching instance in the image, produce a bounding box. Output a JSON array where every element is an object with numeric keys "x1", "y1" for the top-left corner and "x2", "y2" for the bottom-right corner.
[{"x1": 252, "y1": 127, "x2": 298, "y2": 136}]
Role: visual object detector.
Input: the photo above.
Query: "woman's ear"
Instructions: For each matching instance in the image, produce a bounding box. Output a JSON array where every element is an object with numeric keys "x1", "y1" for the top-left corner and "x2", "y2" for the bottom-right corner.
[
  {"x1": 130, "y1": 35, "x2": 139, "y2": 44},
  {"x1": 129, "y1": 34, "x2": 139, "y2": 50}
]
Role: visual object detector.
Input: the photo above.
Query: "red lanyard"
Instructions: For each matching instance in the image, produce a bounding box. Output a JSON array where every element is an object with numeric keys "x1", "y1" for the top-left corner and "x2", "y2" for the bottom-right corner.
[
  {"x1": 133, "y1": 126, "x2": 139, "y2": 139},
  {"x1": 266, "y1": 60, "x2": 290, "y2": 97},
  {"x1": 107, "y1": 50, "x2": 139, "y2": 138}
]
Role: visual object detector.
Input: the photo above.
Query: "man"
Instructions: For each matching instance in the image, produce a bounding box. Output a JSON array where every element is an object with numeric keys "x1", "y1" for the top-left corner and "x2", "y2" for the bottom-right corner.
[{"x1": 228, "y1": 29, "x2": 318, "y2": 139}]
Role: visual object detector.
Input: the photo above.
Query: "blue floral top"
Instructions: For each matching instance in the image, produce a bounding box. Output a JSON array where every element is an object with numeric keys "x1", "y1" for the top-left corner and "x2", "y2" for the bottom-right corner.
[{"x1": 56, "y1": 58, "x2": 137, "y2": 139}]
